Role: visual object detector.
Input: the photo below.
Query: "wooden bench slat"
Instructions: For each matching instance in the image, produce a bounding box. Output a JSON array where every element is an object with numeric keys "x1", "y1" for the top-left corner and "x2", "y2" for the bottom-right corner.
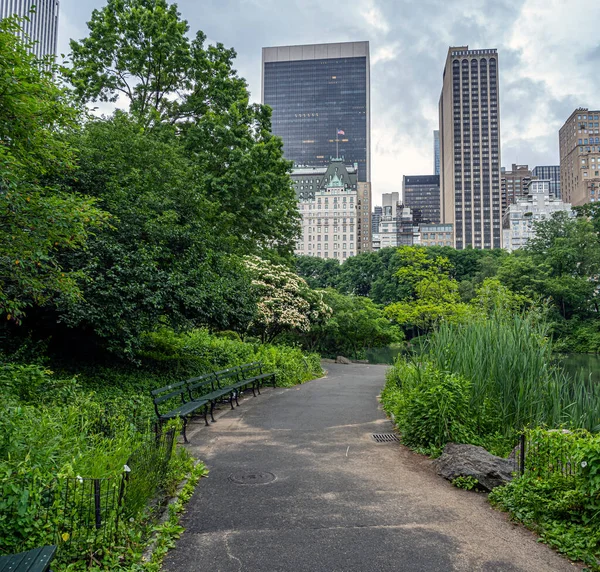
[{"x1": 0, "y1": 546, "x2": 56, "y2": 572}]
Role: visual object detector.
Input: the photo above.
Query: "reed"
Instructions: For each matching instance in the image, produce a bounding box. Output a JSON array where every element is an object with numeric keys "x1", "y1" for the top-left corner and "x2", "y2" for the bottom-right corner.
[{"x1": 424, "y1": 308, "x2": 600, "y2": 435}]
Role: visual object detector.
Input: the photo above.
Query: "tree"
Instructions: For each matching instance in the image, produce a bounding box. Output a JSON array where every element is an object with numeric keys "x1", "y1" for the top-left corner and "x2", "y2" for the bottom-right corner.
[
  {"x1": 0, "y1": 17, "x2": 108, "y2": 323},
  {"x1": 55, "y1": 114, "x2": 257, "y2": 355},
  {"x1": 295, "y1": 256, "x2": 341, "y2": 289},
  {"x1": 67, "y1": 0, "x2": 300, "y2": 257},
  {"x1": 301, "y1": 290, "x2": 403, "y2": 358},
  {"x1": 244, "y1": 256, "x2": 331, "y2": 343},
  {"x1": 384, "y1": 247, "x2": 472, "y2": 335}
]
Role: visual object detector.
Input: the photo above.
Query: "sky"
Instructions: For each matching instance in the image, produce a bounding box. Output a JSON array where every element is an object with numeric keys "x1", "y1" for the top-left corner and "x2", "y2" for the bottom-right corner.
[{"x1": 57, "y1": 0, "x2": 600, "y2": 206}]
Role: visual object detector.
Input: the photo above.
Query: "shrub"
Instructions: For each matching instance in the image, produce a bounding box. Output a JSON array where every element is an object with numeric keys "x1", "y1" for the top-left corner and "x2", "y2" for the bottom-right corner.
[{"x1": 382, "y1": 360, "x2": 477, "y2": 455}]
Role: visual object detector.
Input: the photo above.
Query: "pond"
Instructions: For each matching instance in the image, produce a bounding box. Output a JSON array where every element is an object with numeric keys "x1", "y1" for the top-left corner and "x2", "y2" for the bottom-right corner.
[
  {"x1": 367, "y1": 346, "x2": 600, "y2": 384},
  {"x1": 559, "y1": 353, "x2": 600, "y2": 383}
]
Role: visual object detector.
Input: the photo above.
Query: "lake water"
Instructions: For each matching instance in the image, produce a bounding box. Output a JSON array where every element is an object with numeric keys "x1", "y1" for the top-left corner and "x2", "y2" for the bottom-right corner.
[{"x1": 366, "y1": 346, "x2": 600, "y2": 383}]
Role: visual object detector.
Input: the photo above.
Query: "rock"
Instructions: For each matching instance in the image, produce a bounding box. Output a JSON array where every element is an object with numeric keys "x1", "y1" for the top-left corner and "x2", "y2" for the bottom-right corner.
[
  {"x1": 336, "y1": 356, "x2": 351, "y2": 364},
  {"x1": 433, "y1": 443, "x2": 515, "y2": 491}
]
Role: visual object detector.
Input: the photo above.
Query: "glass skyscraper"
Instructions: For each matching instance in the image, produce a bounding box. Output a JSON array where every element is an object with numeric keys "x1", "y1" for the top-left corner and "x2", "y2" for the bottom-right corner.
[
  {"x1": 1, "y1": 0, "x2": 59, "y2": 60},
  {"x1": 262, "y1": 42, "x2": 370, "y2": 182}
]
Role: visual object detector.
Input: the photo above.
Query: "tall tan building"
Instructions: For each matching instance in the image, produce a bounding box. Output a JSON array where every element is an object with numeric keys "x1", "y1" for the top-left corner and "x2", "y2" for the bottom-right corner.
[
  {"x1": 559, "y1": 108, "x2": 600, "y2": 206},
  {"x1": 439, "y1": 46, "x2": 502, "y2": 249}
]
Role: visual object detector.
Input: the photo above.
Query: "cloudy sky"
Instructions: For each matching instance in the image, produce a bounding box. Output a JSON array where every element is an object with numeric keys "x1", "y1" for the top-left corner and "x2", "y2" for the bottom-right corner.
[{"x1": 57, "y1": 0, "x2": 600, "y2": 205}]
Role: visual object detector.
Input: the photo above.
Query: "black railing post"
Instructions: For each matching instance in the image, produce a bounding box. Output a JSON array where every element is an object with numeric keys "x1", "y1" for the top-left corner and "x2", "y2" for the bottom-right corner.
[
  {"x1": 94, "y1": 479, "x2": 102, "y2": 530},
  {"x1": 519, "y1": 433, "x2": 526, "y2": 476}
]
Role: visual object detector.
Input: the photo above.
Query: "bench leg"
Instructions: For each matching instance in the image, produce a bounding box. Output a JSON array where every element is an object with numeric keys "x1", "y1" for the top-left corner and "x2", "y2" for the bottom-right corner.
[
  {"x1": 182, "y1": 418, "x2": 190, "y2": 444},
  {"x1": 209, "y1": 402, "x2": 216, "y2": 423},
  {"x1": 229, "y1": 394, "x2": 235, "y2": 410},
  {"x1": 234, "y1": 391, "x2": 240, "y2": 407},
  {"x1": 251, "y1": 383, "x2": 256, "y2": 397},
  {"x1": 203, "y1": 405, "x2": 209, "y2": 426}
]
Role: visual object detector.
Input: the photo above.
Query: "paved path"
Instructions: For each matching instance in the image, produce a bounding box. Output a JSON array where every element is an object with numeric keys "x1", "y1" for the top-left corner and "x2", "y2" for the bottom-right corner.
[{"x1": 163, "y1": 364, "x2": 576, "y2": 572}]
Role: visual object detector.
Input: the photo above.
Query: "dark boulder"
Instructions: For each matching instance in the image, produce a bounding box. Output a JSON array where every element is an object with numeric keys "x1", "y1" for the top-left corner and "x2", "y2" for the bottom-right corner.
[
  {"x1": 433, "y1": 443, "x2": 515, "y2": 491},
  {"x1": 335, "y1": 356, "x2": 351, "y2": 364}
]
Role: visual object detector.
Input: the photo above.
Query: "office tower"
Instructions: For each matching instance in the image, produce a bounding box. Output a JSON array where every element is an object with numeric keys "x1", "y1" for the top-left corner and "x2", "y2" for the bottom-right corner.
[
  {"x1": 439, "y1": 46, "x2": 501, "y2": 249},
  {"x1": 291, "y1": 160, "x2": 360, "y2": 261},
  {"x1": 371, "y1": 205, "x2": 382, "y2": 236},
  {"x1": 503, "y1": 180, "x2": 573, "y2": 252},
  {"x1": 532, "y1": 165, "x2": 561, "y2": 199},
  {"x1": 560, "y1": 108, "x2": 600, "y2": 206},
  {"x1": 262, "y1": 42, "x2": 370, "y2": 182},
  {"x1": 402, "y1": 175, "x2": 441, "y2": 224},
  {"x1": 1, "y1": 0, "x2": 59, "y2": 60},
  {"x1": 434, "y1": 130, "x2": 440, "y2": 175},
  {"x1": 501, "y1": 164, "x2": 533, "y2": 210}
]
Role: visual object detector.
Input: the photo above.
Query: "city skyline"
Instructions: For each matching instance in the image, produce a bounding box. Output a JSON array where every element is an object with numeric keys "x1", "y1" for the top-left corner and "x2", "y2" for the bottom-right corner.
[{"x1": 50, "y1": 0, "x2": 600, "y2": 205}]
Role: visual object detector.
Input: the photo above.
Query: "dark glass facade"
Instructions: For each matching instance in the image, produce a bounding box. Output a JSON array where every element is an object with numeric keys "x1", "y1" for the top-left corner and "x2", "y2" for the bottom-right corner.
[
  {"x1": 403, "y1": 175, "x2": 441, "y2": 224},
  {"x1": 532, "y1": 165, "x2": 561, "y2": 199},
  {"x1": 263, "y1": 56, "x2": 368, "y2": 181}
]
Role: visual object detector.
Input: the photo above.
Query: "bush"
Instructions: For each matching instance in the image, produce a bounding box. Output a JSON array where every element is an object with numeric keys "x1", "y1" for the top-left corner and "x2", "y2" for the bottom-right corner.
[{"x1": 381, "y1": 360, "x2": 477, "y2": 456}]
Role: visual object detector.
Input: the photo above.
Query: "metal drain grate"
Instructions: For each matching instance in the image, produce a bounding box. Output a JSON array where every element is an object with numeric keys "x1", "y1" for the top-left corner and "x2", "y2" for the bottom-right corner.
[{"x1": 372, "y1": 433, "x2": 399, "y2": 443}]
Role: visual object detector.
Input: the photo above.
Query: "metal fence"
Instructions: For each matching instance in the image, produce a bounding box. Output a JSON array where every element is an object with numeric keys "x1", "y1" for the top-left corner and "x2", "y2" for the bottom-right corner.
[
  {"x1": 2, "y1": 426, "x2": 175, "y2": 555},
  {"x1": 515, "y1": 429, "x2": 581, "y2": 479}
]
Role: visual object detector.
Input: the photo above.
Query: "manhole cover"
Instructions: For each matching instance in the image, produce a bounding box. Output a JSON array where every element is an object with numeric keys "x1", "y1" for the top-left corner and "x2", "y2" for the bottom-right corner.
[
  {"x1": 372, "y1": 433, "x2": 399, "y2": 443},
  {"x1": 228, "y1": 471, "x2": 276, "y2": 485}
]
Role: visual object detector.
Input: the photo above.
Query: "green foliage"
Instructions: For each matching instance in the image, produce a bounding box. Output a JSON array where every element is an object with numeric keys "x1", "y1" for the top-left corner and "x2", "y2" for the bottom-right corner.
[
  {"x1": 298, "y1": 289, "x2": 404, "y2": 358},
  {"x1": 140, "y1": 327, "x2": 323, "y2": 387},
  {"x1": 384, "y1": 247, "x2": 472, "y2": 334},
  {"x1": 294, "y1": 256, "x2": 341, "y2": 289},
  {"x1": 0, "y1": 16, "x2": 109, "y2": 322},
  {"x1": 426, "y1": 308, "x2": 600, "y2": 435},
  {"x1": 67, "y1": 0, "x2": 300, "y2": 257},
  {"x1": 490, "y1": 428, "x2": 600, "y2": 569},
  {"x1": 54, "y1": 114, "x2": 257, "y2": 355},
  {"x1": 451, "y1": 475, "x2": 480, "y2": 490},
  {"x1": 381, "y1": 360, "x2": 478, "y2": 456}
]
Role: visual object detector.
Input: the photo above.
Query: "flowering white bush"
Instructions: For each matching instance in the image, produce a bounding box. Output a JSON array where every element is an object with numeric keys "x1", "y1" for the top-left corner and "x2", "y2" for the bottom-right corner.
[{"x1": 244, "y1": 256, "x2": 331, "y2": 342}]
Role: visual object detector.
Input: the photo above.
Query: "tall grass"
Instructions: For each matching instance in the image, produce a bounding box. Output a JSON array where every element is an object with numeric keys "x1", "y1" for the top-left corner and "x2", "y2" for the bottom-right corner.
[{"x1": 425, "y1": 309, "x2": 600, "y2": 434}]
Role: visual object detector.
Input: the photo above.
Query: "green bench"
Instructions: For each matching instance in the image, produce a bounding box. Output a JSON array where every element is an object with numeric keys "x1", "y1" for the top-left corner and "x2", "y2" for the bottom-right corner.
[
  {"x1": 151, "y1": 362, "x2": 276, "y2": 442},
  {"x1": 0, "y1": 546, "x2": 56, "y2": 572},
  {"x1": 151, "y1": 380, "x2": 209, "y2": 443}
]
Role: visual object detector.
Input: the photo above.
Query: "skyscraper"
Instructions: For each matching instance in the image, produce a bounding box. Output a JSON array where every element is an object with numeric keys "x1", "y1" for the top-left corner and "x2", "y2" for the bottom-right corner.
[
  {"x1": 532, "y1": 165, "x2": 561, "y2": 199},
  {"x1": 439, "y1": 46, "x2": 501, "y2": 249},
  {"x1": 261, "y1": 42, "x2": 370, "y2": 182},
  {"x1": 1, "y1": 0, "x2": 59, "y2": 60},
  {"x1": 433, "y1": 130, "x2": 440, "y2": 176},
  {"x1": 559, "y1": 108, "x2": 600, "y2": 206},
  {"x1": 402, "y1": 175, "x2": 440, "y2": 224}
]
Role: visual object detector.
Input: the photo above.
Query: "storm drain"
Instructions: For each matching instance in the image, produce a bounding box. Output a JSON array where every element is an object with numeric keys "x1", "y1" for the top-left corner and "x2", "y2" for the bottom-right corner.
[
  {"x1": 228, "y1": 471, "x2": 276, "y2": 485},
  {"x1": 372, "y1": 433, "x2": 399, "y2": 443}
]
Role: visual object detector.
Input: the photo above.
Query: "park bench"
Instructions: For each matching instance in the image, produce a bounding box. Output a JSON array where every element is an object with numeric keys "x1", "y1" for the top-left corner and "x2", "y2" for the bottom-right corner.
[
  {"x1": 214, "y1": 366, "x2": 257, "y2": 406},
  {"x1": 151, "y1": 362, "x2": 276, "y2": 441},
  {"x1": 0, "y1": 545, "x2": 56, "y2": 572},
  {"x1": 151, "y1": 380, "x2": 209, "y2": 443},
  {"x1": 187, "y1": 372, "x2": 236, "y2": 422},
  {"x1": 238, "y1": 362, "x2": 276, "y2": 393}
]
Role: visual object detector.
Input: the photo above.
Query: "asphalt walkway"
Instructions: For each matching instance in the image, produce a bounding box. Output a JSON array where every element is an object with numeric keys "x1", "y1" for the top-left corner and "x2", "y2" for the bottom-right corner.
[{"x1": 163, "y1": 363, "x2": 576, "y2": 572}]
